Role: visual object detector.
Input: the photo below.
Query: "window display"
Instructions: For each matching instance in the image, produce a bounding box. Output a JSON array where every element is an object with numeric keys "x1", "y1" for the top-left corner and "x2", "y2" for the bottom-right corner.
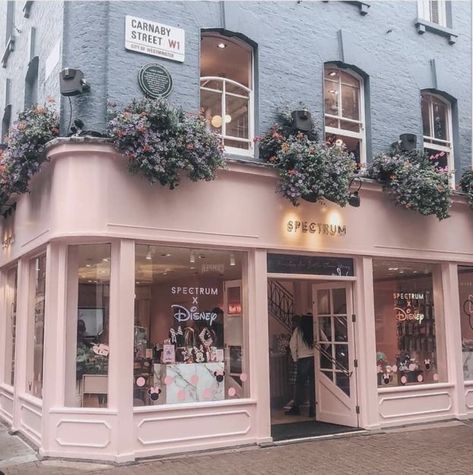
[
  {"x1": 374, "y1": 260, "x2": 444, "y2": 387},
  {"x1": 66, "y1": 244, "x2": 110, "y2": 407},
  {"x1": 133, "y1": 245, "x2": 248, "y2": 406},
  {"x1": 457, "y1": 266, "x2": 473, "y2": 381},
  {"x1": 27, "y1": 254, "x2": 46, "y2": 398},
  {"x1": 4, "y1": 266, "x2": 17, "y2": 386}
]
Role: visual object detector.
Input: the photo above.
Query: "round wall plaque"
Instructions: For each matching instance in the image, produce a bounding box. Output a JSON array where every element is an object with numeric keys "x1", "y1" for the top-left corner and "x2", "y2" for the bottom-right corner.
[{"x1": 138, "y1": 63, "x2": 173, "y2": 99}]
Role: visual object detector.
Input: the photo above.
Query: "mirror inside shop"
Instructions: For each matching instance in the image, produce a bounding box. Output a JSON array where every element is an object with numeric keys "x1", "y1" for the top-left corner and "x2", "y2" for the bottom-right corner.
[{"x1": 132, "y1": 245, "x2": 248, "y2": 406}]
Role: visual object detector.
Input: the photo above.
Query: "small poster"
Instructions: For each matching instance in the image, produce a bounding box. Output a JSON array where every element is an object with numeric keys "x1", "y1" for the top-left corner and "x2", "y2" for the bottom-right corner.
[{"x1": 162, "y1": 344, "x2": 175, "y2": 363}]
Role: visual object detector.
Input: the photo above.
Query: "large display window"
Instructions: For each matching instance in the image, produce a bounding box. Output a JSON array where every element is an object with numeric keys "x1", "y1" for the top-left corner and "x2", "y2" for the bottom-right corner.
[
  {"x1": 3, "y1": 265, "x2": 17, "y2": 386},
  {"x1": 457, "y1": 266, "x2": 473, "y2": 381},
  {"x1": 27, "y1": 254, "x2": 46, "y2": 398},
  {"x1": 66, "y1": 244, "x2": 111, "y2": 408},
  {"x1": 133, "y1": 245, "x2": 249, "y2": 406},
  {"x1": 374, "y1": 260, "x2": 446, "y2": 387}
]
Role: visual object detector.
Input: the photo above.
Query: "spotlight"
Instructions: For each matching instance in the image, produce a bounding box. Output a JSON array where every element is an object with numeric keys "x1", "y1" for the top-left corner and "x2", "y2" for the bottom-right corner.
[{"x1": 348, "y1": 177, "x2": 362, "y2": 208}]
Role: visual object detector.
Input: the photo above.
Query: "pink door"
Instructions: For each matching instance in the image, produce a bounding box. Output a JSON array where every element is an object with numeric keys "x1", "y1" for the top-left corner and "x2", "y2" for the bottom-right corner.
[{"x1": 312, "y1": 283, "x2": 359, "y2": 427}]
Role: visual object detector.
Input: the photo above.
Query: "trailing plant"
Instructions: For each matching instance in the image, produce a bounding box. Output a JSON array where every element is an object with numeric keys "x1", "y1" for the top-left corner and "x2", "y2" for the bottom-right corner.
[
  {"x1": 258, "y1": 109, "x2": 355, "y2": 206},
  {"x1": 0, "y1": 102, "x2": 59, "y2": 208},
  {"x1": 366, "y1": 148, "x2": 452, "y2": 220},
  {"x1": 459, "y1": 169, "x2": 473, "y2": 210},
  {"x1": 107, "y1": 98, "x2": 225, "y2": 189}
]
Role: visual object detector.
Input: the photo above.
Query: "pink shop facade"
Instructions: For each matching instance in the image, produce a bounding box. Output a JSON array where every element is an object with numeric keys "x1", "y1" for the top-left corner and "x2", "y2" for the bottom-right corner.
[{"x1": 1, "y1": 140, "x2": 473, "y2": 462}]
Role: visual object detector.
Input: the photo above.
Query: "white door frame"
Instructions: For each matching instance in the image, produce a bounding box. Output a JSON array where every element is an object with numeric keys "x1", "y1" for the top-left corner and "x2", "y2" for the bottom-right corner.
[{"x1": 312, "y1": 281, "x2": 359, "y2": 427}]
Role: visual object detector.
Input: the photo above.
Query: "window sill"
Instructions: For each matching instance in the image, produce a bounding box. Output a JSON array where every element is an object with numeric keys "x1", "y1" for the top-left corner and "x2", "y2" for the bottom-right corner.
[
  {"x1": 415, "y1": 18, "x2": 458, "y2": 44},
  {"x1": 322, "y1": 0, "x2": 370, "y2": 15},
  {"x1": 1, "y1": 36, "x2": 15, "y2": 68}
]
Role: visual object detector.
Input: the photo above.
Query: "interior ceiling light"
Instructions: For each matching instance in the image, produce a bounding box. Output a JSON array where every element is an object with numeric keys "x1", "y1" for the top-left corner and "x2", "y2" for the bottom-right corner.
[
  {"x1": 190, "y1": 251, "x2": 196, "y2": 263},
  {"x1": 224, "y1": 114, "x2": 232, "y2": 124},
  {"x1": 329, "y1": 71, "x2": 337, "y2": 77},
  {"x1": 211, "y1": 115, "x2": 222, "y2": 128},
  {"x1": 217, "y1": 42, "x2": 227, "y2": 49},
  {"x1": 388, "y1": 267, "x2": 399, "y2": 271},
  {"x1": 145, "y1": 247, "x2": 152, "y2": 261},
  {"x1": 161, "y1": 253, "x2": 171, "y2": 257},
  {"x1": 230, "y1": 253, "x2": 236, "y2": 266}
]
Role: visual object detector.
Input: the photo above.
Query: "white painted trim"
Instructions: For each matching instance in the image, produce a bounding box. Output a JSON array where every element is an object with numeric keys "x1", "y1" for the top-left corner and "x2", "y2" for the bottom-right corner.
[{"x1": 378, "y1": 382, "x2": 454, "y2": 394}]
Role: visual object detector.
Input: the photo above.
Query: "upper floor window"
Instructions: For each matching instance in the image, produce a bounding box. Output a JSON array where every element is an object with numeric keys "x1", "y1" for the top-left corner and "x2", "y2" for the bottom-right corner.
[
  {"x1": 200, "y1": 33, "x2": 253, "y2": 156},
  {"x1": 421, "y1": 92, "x2": 453, "y2": 176},
  {"x1": 324, "y1": 65, "x2": 365, "y2": 166},
  {"x1": 418, "y1": 0, "x2": 448, "y2": 27}
]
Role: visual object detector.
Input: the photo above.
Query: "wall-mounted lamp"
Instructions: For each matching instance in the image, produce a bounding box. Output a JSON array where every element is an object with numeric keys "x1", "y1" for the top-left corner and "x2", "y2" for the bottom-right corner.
[{"x1": 348, "y1": 177, "x2": 362, "y2": 208}]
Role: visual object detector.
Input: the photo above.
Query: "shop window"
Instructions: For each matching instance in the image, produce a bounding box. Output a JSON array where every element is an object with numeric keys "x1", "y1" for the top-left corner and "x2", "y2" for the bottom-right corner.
[
  {"x1": 3, "y1": 265, "x2": 17, "y2": 386},
  {"x1": 457, "y1": 266, "x2": 473, "y2": 381},
  {"x1": 27, "y1": 254, "x2": 46, "y2": 398},
  {"x1": 324, "y1": 65, "x2": 366, "y2": 166},
  {"x1": 65, "y1": 244, "x2": 111, "y2": 408},
  {"x1": 421, "y1": 92, "x2": 453, "y2": 178},
  {"x1": 133, "y1": 244, "x2": 248, "y2": 406},
  {"x1": 373, "y1": 260, "x2": 446, "y2": 387},
  {"x1": 200, "y1": 33, "x2": 253, "y2": 155},
  {"x1": 418, "y1": 0, "x2": 448, "y2": 27}
]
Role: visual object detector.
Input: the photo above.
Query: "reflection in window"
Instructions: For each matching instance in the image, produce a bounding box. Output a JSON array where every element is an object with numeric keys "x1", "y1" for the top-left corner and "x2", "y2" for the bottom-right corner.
[
  {"x1": 324, "y1": 65, "x2": 365, "y2": 165},
  {"x1": 200, "y1": 34, "x2": 253, "y2": 154},
  {"x1": 27, "y1": 254, "x2": 46, "y2": 398},
  {"x1": 457, "y1": 266, "x2": 473, "y2": 381},
  {"x1": 133, "y1": 245, "x2": 248, "y2": 406},
  {"x1": 4, "y1": 266, "x2": 17, "y2": 386},
  {"x1": 66, "y1": 244, "x2": 111, "y2": 408},
  {"x1": 373, "y1": 260, "x2": 445, "y2": 387},
  {"x1": 421, "y1": 92, "x2": 453, "y2": 176}
]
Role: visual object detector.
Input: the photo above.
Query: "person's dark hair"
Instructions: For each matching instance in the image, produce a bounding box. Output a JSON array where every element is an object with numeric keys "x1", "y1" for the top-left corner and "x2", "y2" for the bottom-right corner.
[{"x1": 299, "y1": 314, "x2": 314, "y2": 348}]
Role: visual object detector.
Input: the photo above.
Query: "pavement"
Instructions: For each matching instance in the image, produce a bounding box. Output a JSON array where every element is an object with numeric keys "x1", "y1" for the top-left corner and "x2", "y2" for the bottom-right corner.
[{"x1": 1, "y1": 419, "x2": 473, "y2": 474}]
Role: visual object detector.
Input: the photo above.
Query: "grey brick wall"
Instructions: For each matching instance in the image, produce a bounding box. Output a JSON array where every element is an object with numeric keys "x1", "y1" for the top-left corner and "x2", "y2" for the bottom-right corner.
[
  {"x1": 1, "y1": 1, "x2": 471, "y2": 177},
  {"x1": 0, "y1": 1, "x2": 64, "y2": 130}
]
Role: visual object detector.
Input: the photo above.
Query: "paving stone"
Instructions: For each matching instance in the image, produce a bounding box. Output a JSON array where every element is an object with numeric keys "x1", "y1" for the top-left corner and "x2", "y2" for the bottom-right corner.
[{"x1": 2, "y1": 421, "x2": 473, "y2": 474}]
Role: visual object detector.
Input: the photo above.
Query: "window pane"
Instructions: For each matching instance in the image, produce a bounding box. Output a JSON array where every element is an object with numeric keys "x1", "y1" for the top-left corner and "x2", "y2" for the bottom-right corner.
[
  {"x1": 317, "y1": 289, "x2": 330, "y2": 314},
  {"x1": 319, "y1": 317, "x2": 332, "y2": 341},
  {"x1": 457, "y1": 266, "x2": 473, "y2": 381},
  {"x1": 341, "y1": 84, "x2": 359, "y2": 121},
  {"x1": 325, "y1": 134, "x2": 361, "y2": 164},
  {"x1": 324, "y1": 80, "x2": 339, "y2": 116},
  {"x1": 432, "y1": 98, "x2": 448, "y2": 141},
  {"x1": 4, "y1": 266, "x2": 17, "y2": 386},
  {"x1": 66, "y1": 244, "x2": 111, "y2": 408},
  {"x1": 339, "y1": 70, "x2": 360, "y2": 88},
  {"x1": 430, "y1": 0, "x2": 440, "y2": 24},
  {"x1": 334, "y1": 316, "x2": 348, "y2": 342},
  {"x1": 324, "y1": 68, "x2": 340, "y2": 81},
  {"x1": 134, "y1": 245, "x2": 248, "y2": 406},
  {"x1": 339, "y1": 120, "x2": 361, "y2": 132},
  {"x1": 374, "y1": 260, "x2": 443, "y2": 387},
  {"x1": 225, "y1": 94, "x2": 248, "y2": 140},
  {"x1": 325, "y1": 116, "x2": 339, "y2": 129},
  {"x1": 333, "y1": 288, "x2": 347, "y2": 314},
  {"x1": 201, "y1": 88, "x2": 222, "y2": 133},
  {"x1": 28, "y1": 254, "x2": 46, "y2": 398},
  {"x1": 421, "y1": 94, "x2": 431, "y2": 137},
  {"x1": 335, "y1": 343, "x2": 349, "y2": 370},
  {"x1": 224, "y1": 138, "x2": 250, "y2": 150}
]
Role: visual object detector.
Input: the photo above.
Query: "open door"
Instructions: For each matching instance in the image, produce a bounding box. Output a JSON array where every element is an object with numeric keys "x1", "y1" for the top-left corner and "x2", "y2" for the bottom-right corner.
[{"x1": 312, "y1": 283, "x2": 358, "y2": 427}]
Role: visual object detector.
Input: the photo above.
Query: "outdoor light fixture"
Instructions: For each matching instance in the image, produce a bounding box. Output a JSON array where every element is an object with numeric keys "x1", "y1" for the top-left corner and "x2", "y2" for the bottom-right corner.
[{"x1": 348, "y1": 177, "x2": 362, "y2": 207}]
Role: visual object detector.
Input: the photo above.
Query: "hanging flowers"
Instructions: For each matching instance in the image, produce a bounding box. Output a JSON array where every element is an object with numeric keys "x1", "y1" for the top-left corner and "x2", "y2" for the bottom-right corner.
[{"x1": 107, "y1": 98, "x2": 225, "y2": 189}]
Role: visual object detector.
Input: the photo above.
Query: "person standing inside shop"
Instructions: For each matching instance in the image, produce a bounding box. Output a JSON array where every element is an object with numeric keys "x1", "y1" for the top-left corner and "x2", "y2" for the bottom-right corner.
[{"x1": 286, "y1": 314, "x2": 315, "y2": 417}]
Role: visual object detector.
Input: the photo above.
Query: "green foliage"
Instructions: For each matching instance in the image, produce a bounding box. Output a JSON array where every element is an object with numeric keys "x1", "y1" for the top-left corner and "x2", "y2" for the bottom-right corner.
[
  {"x1": 258, "y1": 109, "x2": 355, "y2": 207},
  {"x1": 366, "y1": 149, "x2": 452, "y2": 220},
  {"x1": 107, "y1": 98, "x2": 225, "y2": 189},
  {"x1": 459, "y1": 169, "x2": 473, "y2": 210}
]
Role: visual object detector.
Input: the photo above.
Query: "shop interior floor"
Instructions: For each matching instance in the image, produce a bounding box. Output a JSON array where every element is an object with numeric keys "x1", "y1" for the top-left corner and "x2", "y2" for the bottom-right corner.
[{"x1": 271, "y1": 420, "x2": 360, "y2": 441}]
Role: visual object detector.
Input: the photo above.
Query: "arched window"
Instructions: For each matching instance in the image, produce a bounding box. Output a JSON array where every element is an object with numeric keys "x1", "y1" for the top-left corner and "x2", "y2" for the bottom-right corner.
[
  {"x1": 324, "y1": 65, "x2": 366, "y2": 165},
  {"x1": 200, "y1": 33, "x2": 253, "y2": 156},
  {"x1": 421, "y1": 92, "x2": 453, "y2": 176}
]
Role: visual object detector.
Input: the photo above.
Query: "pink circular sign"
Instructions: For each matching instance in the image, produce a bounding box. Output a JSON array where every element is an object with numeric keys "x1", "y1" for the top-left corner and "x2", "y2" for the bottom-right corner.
[
  {"x1": 190, "y1": 375, "x2": 199, "y2": 385},
  {"x1": 240, "y1": 373, "x2": 248, "y2": 382},
  {"x1": 203, "y1": 388, "x2": 212, "y2": 399},
  {"x1": 177, "y1": 390, "x2": 186, "y2": 401},
  {"x1": 136, "y1": 377, "x2": 146, "y2": 387},
  {"x1": 228, "y1": 387, "x2": 236, "y2": 397},
  {"x1": 164, "y1": 376, "x2": 174, "y2": 385}
]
